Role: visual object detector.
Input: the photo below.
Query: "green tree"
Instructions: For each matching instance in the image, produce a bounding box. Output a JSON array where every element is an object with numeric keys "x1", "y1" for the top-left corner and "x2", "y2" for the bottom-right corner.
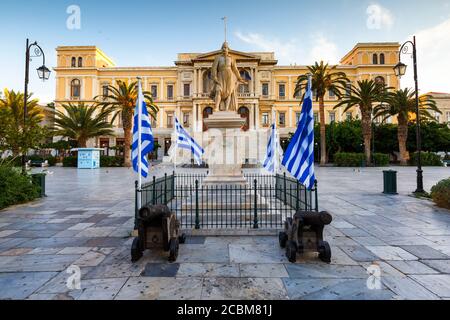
[
  {"x1": 96, "y1": 80, "x2": 158, "y2": 167},
  {"x1": 53, "y1": 103, "x2": 114, "y2": 148},
  {"x1": 334, "y1": 79, "x2": 389, "y2": 165},
  {"x1": 294, "y1": 61, "x2": 349, "y2": 165},
  {"x1": 374, "y1": 89, "x2": 440, "y2": 165},
  {"x1": 0, "y1": 89, "x2": 46, "y2": 156}
]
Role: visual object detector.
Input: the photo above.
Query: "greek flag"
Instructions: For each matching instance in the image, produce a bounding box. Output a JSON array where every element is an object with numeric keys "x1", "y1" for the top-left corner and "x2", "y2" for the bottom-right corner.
[
  {"x1": 132, "y1": 80, "x2": 154, "y2": 178},
  {"x1": 174, "y1": 117, "x2": 204, "y2": 165},
  {"x1": 263, "y1": 123, "x2": 283, "y2": 173},
  {"x1": 282, "y1": 77, "x2": 316, "y2": 189}
]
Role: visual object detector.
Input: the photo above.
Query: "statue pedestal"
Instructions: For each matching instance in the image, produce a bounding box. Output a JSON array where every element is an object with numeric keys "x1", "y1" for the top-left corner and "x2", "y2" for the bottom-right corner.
[{"x1": 203, "y1": 112, "x2": 247, "y2": 186}]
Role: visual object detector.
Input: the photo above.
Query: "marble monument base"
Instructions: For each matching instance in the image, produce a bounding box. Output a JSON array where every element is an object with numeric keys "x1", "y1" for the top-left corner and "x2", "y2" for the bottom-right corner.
[{"x1": 203, "y1": 111, "x2": 248, "y2": 186}]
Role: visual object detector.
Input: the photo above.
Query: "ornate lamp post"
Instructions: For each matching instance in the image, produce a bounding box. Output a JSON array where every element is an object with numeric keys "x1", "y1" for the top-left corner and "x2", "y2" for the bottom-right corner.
[
  {"x1": 22, "y1": 39, "x2": 51, "y2": 174},
  {"x1": 394, "y1": 36, "x2": 424, "y2": 194}
]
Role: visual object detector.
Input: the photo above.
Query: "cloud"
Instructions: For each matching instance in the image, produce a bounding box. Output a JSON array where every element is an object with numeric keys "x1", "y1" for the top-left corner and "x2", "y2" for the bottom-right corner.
[
  {"x1": 401, "y1": 18, "x2": 450, "y2": 94},
  {"x1": 234, "y1": 31, "x2": 339, "y2": 65},
  {"x1": 366, "y1": 3, "x2": 394, "y2": 30}
]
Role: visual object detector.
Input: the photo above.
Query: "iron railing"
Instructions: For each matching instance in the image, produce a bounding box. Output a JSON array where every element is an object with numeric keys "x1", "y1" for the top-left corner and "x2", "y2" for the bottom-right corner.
[{"x1": 135, "y1": 172, "x2": 318, "y2": 230}]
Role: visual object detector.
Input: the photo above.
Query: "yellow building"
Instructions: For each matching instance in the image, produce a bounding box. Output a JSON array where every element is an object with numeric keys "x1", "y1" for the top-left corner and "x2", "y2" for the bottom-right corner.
[
  {"x1": 54, "y1": 42, "x2": 400, "y2": 159},
  {"x1": 426, "y1": 92, "x2": 450, "y2": 124}
]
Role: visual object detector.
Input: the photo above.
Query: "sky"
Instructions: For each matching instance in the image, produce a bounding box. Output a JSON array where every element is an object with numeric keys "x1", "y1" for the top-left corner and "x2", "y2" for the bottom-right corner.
[{"x1": 1, "y1": 0, "x2": 450, "y2": 103}]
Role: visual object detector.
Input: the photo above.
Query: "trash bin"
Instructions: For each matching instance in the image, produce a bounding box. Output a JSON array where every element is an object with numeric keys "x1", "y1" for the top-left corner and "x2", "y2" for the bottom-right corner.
[
  {"x1": 383, "y1": 170, "x2": 397, "y2": 195},
  {"x1": 31, "y1": 173, "x2": 46, "y2": 198}
]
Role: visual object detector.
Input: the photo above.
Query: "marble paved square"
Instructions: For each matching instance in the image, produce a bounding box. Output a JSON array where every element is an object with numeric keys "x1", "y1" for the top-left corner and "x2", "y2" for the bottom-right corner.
[{"x1": 0, "y1": 166, "x2": 449, "y2": 300}]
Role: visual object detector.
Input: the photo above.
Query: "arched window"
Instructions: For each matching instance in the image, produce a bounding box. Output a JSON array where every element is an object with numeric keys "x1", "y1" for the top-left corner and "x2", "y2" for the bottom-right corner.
[
  {"x1": 372, "y1": 54, "x2": 378, "y2": 65},
  {"x1": 71, "y1": 57, "x2": 76, "y2": 67},
  {"x1": 78, "y1": 57, "x2": 83, "y2": 67},
  {"x1": 380, "y1": 53, "x2": 385, "y2": 65},
  {"x1": 71, "y1": 79, "x2": 81, "y2": 99},
  {"x1": 375, "y1": 76, "x2": 385, "y2": 85},
  {"x1": 239, "y1": 70, "x2": 251, "y2": 94},
  {"x1": 238, "y1": 106, "x2": 250, "y2": 131},
  {"x1": 203, "y1": 70, "x2": 212, "y2": 94},
  {"x1": 202, "y1": 107, "x2": 213, "y2": 132}
]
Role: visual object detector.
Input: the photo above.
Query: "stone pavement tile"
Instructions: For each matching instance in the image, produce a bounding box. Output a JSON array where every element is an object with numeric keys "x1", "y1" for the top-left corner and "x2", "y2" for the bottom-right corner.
[
  {"x1": 435, "y1": 246, "x2": 450, "y2": 256},
  {"x1": 332, "y1": 221, "x2": 356, "y2": 229},
  {"x1": 352, "y1": 236, "x2": 387, "y2": 246},
  {"x1": 57, "y1": 247, "x2": 92, "y2": 255},
  {"x1": 141, "y1": 263, "x2": 180, "y2": 277},
  {"x1": 0, "y1": 248, "x2": 33, "y2": 256},
  {"x1": 324, "y1": 246, "x2": 359, "y2": 266},
  {"x1": 108, "y1": 228, "x2": 131, "y2": 238},
  {"x1": 18, "y1": 237, "x2": 90, "y2": 248},
  {"x1": 239, "y1": 263, "x2": 289, "y2": 278},
  {"x1": 53, "y1": 230, "x2": 81, "y2": 238},
  {"x1": 27, "y1": 248, "x2": 61, "y2": 255},
  {"x1": 421, "y1": 260, "x2": 450, "y2": 274},
  {"x1": 201, "y1": 278, "x2": 288, "y2": 300},
  {"x1": 178, "y1": 244, "x2": 230, "y2": 263},
  {"x1": 339, "y1": 246, "x2": 379, "y2": 262},
  {"x1": 229, "y1": 244, "x2": 286, "y2": 264},
  {"x1": 36, "y1": 267, "x2": 93, "y2": 296},
  {"x1": 366, "y1": 246, "x2": 419, "y2": 261},
  {"x1": 9, "y1": 230, "x2": 60, "y2": 238},
  {"x1": 0, "y1": 272, "x2": 58, "y2": 300},
  {"x1": 75, "y1": 227, "x2": 116, "y2": 238},
  {"x1": 0, "y1": 230, "x2": 19, "y2": 237},
  {"x1": 382, "y1": 236, "x2": 437, "y2": 246},
  {"x1": 27, "y1": 293, "x2": 75, "y2": 300},
  {"x1": 359, "y1": 261, "x2": 405, "y2": 278},
  {"x1": 177, "y1": 263, "x2": 240, "y2": 278},
  {"x1": 94, "y1": 217, "x2": 131, "y2": 227},
  {"x1": 326, "y1": 236, "x2": 360, "y2": 246},
  {"x1": 381, "y1": 276, "x2": 440, "y2": 300},
  {"x1": 400, "y1": 245, "x2": 449, "y2": 260},
  {"x1": 68, "y1": 223, "x2": 95, "y2": 231},
  {"x1": 115, "y1": 277, "x2": 203, "y2": 300},
  {"x1": 84, "y1": 237, "x2": 128, "y2": 248},
  {"x1": 73, "y1": 250, "x2": 108, "y2": 267},
  {"x1": 185, "y1": 236, "x2": 206, "y2": 244},
  {"x1": 0, "y1": 238, "x2": 31, "y2": 250},
  {"x1": 387, "y1": 261, "x2": 440, "y2": 275},
  {"x1": 410, "y1": 275, "x2": 450, "y2": 298},
  {"x1": 47, "y1": 218, "x2": 70, "y2": 224},
  {"x1": 285, "y1": 263, "x2": 368, "y2": 279},
  {"x1": 422, "y1": 236, "x2": 450, "y2": 246},
  {"x1": 0, "y1": 223, "x2": 12, "y2": 229},
  {"x1": 76, "y1": 278, "x2": 129, "y2": 300},
  {"x1": 0, "y1": 254, "x2": 81, "y2": 272},
  {"x1": 22, "y1": 223, "x2": 74, "y2": 232},
  {"x1": 83, "y1": 214, "x2": 110, "y2": 224},
  {"x1": 339, "y1": 229, "x2": 372, "y2": 238},
  {"x1": 283, "y1": 278, "x2": 394, "y2": 300}
]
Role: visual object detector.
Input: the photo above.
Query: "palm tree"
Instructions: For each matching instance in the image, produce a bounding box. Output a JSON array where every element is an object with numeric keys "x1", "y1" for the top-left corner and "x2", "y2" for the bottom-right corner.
[
  {"x1": 294, "y1": 62, "x2": 349, "y2": 165},
  {"x1": 0, "y1": 89, "x2": 42, "y2": 127},
  {"x1": 374, "y1": 88, "x2": 440, "y2": 165},
  {"x1": 95, "y1": 80, "x2": 158, "y2": 167},
  {"x1": 53, "y1": 103, "x2": 114, "y2": 148},
  {"x1": 334, "y1": 79, "x2": 389, "y2": 165}
]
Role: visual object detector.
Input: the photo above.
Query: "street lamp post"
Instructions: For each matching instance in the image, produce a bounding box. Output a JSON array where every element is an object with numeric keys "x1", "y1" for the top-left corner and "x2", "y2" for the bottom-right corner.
[
  {"x1": 22, "y1": 39, "x2": 51, "y2": 174},
  {"x1": 394, "y1": 36, "x2": 424, "y2": 194}
]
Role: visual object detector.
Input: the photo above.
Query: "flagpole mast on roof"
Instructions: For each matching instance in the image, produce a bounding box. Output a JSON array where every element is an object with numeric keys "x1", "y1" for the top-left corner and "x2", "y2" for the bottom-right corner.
[{"x1": 222, "y1": 16, "x2": 227, "y2": 43}]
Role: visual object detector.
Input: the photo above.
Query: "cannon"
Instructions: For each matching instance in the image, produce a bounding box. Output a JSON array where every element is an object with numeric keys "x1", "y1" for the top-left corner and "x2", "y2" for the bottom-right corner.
[
  {"x1": 279, "y1": 211, "x2": 333, "y2": 263},
  {"x1": 131, "y1": 204, "x2": 186, "y2": 263}
]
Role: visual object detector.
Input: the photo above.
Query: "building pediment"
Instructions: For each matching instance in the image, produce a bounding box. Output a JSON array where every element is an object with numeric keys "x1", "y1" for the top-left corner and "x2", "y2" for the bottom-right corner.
[{"x1": 194, "y1": 49, "x2": 261, "y2": 62}]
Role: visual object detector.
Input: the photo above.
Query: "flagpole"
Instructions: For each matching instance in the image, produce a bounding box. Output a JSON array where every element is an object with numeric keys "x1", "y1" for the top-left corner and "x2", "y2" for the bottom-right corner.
[
  {"x1": 272, "y1": 109, "x2": 278, "y2": 174},
  {"x1": 173, "y1": 116, "x2": 177, "y2": 172},
  {"x1": 137, "y1": 78, "x2": 143, "y2": 199}
]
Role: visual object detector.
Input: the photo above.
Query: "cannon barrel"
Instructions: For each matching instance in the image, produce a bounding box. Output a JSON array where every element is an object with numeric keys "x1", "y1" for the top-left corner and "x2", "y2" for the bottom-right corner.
[
  {"x1": 138, "y1": 204, "x2": 171, "y2": 223},
  {"x1": 295, "y1": 211, "x2": 333, "y2": 226}
]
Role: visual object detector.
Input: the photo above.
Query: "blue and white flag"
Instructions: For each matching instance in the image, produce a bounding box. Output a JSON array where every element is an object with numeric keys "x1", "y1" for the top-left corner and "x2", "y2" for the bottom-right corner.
[
  {"x1": 263, "y1": 123, "x2": 283, "y2": 173},
  {"x1": 282, "y1": 77, "x2": 316, "y2": 189},
  {"x1": 174, "y1": 117, "x2": 205, "y2": 165},
  {"x1": 132, "y1": 80, "x2": 154, "y2": 178}
]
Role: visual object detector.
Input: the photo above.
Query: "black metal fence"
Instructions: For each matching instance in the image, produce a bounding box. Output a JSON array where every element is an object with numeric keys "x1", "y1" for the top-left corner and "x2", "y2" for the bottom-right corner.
[{"x1": 135, "y1": 172, "x2": 318, "y2": 230}]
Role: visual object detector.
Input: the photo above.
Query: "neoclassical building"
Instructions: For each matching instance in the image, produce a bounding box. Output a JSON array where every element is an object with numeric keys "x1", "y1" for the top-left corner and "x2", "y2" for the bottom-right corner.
[{"x1": 54, "y1": 42, "x2": 400, "y2": 160}]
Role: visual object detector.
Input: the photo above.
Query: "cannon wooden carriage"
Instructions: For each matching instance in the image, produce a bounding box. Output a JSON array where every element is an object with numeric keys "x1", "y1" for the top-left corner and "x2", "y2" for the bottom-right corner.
[
  {"x1": 279, "y1": 211, "x2": 332, "y2": 263},
  {"x1": 131, "y1": 204, "x2": 186, "y2": 263}
]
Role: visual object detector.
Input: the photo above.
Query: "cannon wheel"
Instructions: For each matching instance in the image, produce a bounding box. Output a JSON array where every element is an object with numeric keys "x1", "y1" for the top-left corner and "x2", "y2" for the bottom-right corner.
[
  {"x1": 131, "y1": 237, "x2": 143, "y2": 262},
  {"x1": 286, "y1": 241, "x2": 298, "y2": 263},
  {"x1": 168, "y1": 238, "x2": 179, "y2": 263},
  {"x1": 318, "y1": 241, "x2": 332, "y2": 263},
  {"x1": 279, "y1": 232, "x2": 288, "y2": 248},
  {"x1": 179, "y1": 233, "x2": 187, "y2": 244}
]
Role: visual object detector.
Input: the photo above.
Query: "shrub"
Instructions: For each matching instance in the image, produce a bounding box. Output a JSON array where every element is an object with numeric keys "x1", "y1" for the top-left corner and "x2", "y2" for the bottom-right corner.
[
  {"x1": 63, "y1": 156, "x2": 78, "y2": 167},
  {"x1": 0, "y1": 165, "x2": 40, "y2": 209},
  {"x1": 373, "y1": 153, "x2": 390, "y2": 166},
  {"x1": 63, "y1": 156, "x2": 124, "y2": 167},
  {"x1": 410, "y1": 152, "x2": 443, "y2": 167},
  {"x1": 100, "y1": 156, "x2": 124, "y2": 167},
  {"x1": 334, "y1": 153, "x2": 366, "y2": 167},
  {"x1": 431, "y1": 178, "x2": 450, "y2": 209}
]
